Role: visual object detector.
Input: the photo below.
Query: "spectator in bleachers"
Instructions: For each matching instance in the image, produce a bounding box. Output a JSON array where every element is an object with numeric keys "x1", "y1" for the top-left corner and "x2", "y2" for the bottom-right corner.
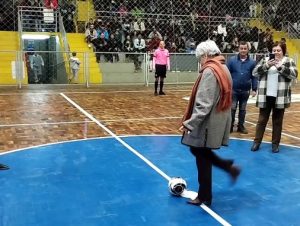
[
  {"x1": 95, "y1": 33, "x2": 108, "y2": 63},
  {"x1": 107, "y1": 33, "x2": 120, "y2": 62},
  {"x1": 231, "y1": 36, "x2": 239, "y2": 53},
  {"x1": 185, "y1": 37, "x2": 196, "y2": 53},
  {"x1": 264, "y1": 28, "x2": 274, "y2": 53},
  {"x1": 122, "y1": 18, "x2": 132, "y2": 38},
  {"x1": 44, "y1": 0, "x2": 58, "y2": 10},
  {"x1": 250, "y1": 26, "x2": 259, "y2": 51},
  {"x1": 85, "y1": 18, "x2": 95, "y2": 29},
  {"x1": 223, "y1": 43, "x2": 234, "y2": 53},
  {"x1": 148, "y1": 28, "x2": 162, "y2": 40},
  {"x1": 249, "y1": 42, "x2": 257, "y2": 53},
  {"x1": 85, "y1": 24, "x2": 98, "y2": 48},
  {"x1": 133, "y1": 34, "x2": 146, "y2": 72},
  {"x1": 114, "y1": 28, "x2": 123, "y2": 47},
  {"x1": 176, "y1": 35, "x2": 187, "y2": 53},
  {"x1": 147, "y1": 33, "x2": 161, "y2": 52},
  {"x1": 217, "y1": 22, "x2": 227, "y2": 49},
  {"x1": 61, "y1": 0, "x2": 76, "y2": 32},
  {"x1": 118, "y1": 3, "x2": 129, "y2": 17},
  {"x1": 133, "y1": 18, "x2": 146, "y2": 36},
  {"x1": 169, "y1": 42, "x2": 177, "y2": 53},
  {"x1": 96, "y1": 23, "x2": 109, "y2": 41},
  {"x1": 131, "y1": 6, "x2": 144, "y2": 19},
  {"x1": 110, "y1": 16, "x2": 122, "y2": 33},
  {"x1": 109, "y1": 0, "x2": 118, "y2": 12},
  {"x1": 123, "y1": 34, "x2": 134, "y2": 60}
]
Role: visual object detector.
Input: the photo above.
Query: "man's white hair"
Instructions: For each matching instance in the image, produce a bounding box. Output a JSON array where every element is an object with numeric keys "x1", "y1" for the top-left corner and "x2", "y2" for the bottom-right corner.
[{"x1": 195, "y1": 40, "x2": 221, "y2": 59}]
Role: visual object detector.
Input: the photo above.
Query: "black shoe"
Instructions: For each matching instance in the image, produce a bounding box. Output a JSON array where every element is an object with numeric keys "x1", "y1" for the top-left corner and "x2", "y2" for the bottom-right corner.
[
  {"x1": 229, "y1": 165, "x2": 241, "y2": 183},
  {"x1": 0, "y1": 164, "x2": 9, "y2": 170},
  {"x1": 154, "y1": 91, "x2": 158, "y2": 96},
  {"x1": 159, "y1": 91, "x2": 166, "y2": 95},
  {"x1": 187, "y1": 197, "x2": 212, "y2": 206},
  {"x1": 272, "y1": 144, "x2": 279, "y2": 153},
  {"x1": 251, "y1": 142, "x2": 260, "y2": 152},
  {"x1": 237, "y1": 125, "x2": 248, "y2": 134}
]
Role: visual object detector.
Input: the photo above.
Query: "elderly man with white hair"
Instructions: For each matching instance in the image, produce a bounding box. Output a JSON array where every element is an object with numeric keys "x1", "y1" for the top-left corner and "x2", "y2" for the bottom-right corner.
[{"x1": 180, "y1": 40, "x2": 241, "y2": 206}]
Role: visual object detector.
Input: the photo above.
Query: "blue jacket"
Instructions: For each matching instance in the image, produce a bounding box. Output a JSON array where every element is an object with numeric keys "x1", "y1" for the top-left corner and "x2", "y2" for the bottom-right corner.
[{"x1": 227, "y1": 54, "x2": 257, "y2": 92}]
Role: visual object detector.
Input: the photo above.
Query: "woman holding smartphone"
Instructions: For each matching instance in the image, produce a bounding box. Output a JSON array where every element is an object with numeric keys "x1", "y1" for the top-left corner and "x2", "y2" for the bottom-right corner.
[{"x1": 251, "y1": 41, "x2": 298, "y2": 153}]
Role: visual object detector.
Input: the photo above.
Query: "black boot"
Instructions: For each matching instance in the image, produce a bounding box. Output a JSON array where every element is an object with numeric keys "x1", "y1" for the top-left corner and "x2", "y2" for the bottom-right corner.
[
  {"x1": 237, "y1": 124, "x2": 248, "y2": 134},
  {"x1": 187, "y1": 197, "x2": 212, "y2": 206},
  {"x1": 251, "y1": 142, "x2": 261, "y2": 152},
  {"x1": 231, "y1": 109, "x2": 236, "y2": 133},
  {"x1": 230, "y1": 124, "x2": 234, "y2": 133},
  {"x1": 159, "y1": 81, "x2": 165, "y2": 95},
  {"x1": 272, "y1": 144, "x2": 279, "y2": 153},
  {"x1": 154, "y1": 81, "x2": 158, "y2": 95}
]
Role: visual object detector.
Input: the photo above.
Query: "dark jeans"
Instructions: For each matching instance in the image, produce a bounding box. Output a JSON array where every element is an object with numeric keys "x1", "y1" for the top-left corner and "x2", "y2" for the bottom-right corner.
[
  {"x1": 190, "y1": 147, "x2": 233, "y2": 201},
  {"x1": 254, "y1": 96, "x2": 285, "y2": 145},
  {"x1": 231, "y1": 90, "x2": 250, "y2": 126}
]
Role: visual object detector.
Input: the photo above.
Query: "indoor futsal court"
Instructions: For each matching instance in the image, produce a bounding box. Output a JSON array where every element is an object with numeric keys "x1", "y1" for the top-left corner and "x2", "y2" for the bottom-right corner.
[{"x1": 0, "y1": 84, "x2": 300, "y2": 226}]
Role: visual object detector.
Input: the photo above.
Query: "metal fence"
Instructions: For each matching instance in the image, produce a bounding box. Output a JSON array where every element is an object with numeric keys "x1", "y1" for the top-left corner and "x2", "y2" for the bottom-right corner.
[
  {"x1": 0, "y1": 0, "x2": 299, "y2": 88},
  {"x1": 1, "y1": 50, "x2": 298, "y2": 88},
  {"x1": 1, "y1": 0, "x2": 299, "y2": 38}
]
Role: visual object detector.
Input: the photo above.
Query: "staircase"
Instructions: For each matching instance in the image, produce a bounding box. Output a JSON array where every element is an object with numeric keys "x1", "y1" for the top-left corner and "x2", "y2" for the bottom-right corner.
[
  {"x1": 76, "y1": 0, "x2": 96, "y2": 33},
  {"x1": 66, "y1": 33, "x2": 102, "y2": 84},
  {"x1": 0, "y1": 31, "x2": 27, "y2": 85}
]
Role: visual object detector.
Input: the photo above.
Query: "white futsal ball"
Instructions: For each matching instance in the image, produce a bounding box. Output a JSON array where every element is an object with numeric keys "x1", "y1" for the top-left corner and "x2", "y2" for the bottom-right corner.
[{"x1": 168, "y1": 177, "x2": 187, "y2": 196}]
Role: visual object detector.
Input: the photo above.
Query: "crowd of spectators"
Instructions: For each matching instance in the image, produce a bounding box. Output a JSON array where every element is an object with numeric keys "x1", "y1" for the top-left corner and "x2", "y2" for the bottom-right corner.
[
  {"x1": 84, "y1": 11, "x2": 275, "y2": 64},
  {"x1": 0, "y1": 0, "x2": 295, "y2": 59}
]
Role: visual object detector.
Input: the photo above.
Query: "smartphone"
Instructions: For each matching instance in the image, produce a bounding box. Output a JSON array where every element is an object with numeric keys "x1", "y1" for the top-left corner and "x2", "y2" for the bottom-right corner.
[{"x1": 269, "y1": 53, "x2": 275, "y2": 60}]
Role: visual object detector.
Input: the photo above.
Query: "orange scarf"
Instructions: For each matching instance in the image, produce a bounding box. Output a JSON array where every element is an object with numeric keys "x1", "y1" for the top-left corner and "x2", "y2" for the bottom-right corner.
[{"x1": 181, "y1": 55, "x2": 232, "y2": 123}]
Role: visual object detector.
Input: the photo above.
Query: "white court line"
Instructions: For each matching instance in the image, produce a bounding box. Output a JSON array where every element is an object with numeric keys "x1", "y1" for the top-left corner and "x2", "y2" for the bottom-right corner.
[
  {"x1": 105, "y1": 116, "x2": 180, "y2": 122},
  {"x1": 183, "y1": 96, "x2": 300, "y2": 141},
  {"x1": 60, "y1": 92, "x2": 232, "y2": 226},
  {"x1": 1, "y1": 134, "x2": 299, "y2": 157},
  {"x1": 245, "y1": 120, "x2": 300, "y2": 141},
  {"x1": 246, "y1": 110, "x2": 300, "y2": 116},
  {"x1": 0, "y1": 89, "x2": 191, "y2": 96},
  {"x1": 0, "y1": 120, "x2": 92, "y2": 128}
]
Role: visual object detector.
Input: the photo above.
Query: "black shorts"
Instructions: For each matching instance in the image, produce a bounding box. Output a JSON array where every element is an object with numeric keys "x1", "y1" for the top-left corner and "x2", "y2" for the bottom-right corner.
[{"x1": 155, "y1": 64, "x2": 167, "y2": 78}]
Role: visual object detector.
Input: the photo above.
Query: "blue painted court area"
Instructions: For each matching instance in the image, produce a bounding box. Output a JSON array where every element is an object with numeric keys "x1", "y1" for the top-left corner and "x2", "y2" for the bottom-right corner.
[{"x1": 0, "y1": 136, "x2": 300, "y2": 226}]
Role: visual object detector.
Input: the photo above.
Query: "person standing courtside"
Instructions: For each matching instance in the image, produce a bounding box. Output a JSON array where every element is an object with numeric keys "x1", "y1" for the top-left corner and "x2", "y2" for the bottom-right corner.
[
  {"x1": 180, "y1": 40, "x2": 241, "y2": 206},
  {"x1": 152, "y1": 41, "x2": 170, "y2": 95},
  {"x1": 69, "y1": 52, "x2": 80, "y2": 83},
  {"x1": 251, "y1": 41, "x2": 298, "y2": 153},
  {"x1": 30, "y1": 52, "x2": 44, "y2": 83},
  {"x1": 227, "y1": 41, "x2": 257, "y2": 134}
]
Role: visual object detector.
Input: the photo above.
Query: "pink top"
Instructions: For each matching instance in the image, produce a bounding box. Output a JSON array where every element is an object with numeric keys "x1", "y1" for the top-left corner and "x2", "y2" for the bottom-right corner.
[{"x1": 153, "y1": 48, "x2": 170, "y2": 69}]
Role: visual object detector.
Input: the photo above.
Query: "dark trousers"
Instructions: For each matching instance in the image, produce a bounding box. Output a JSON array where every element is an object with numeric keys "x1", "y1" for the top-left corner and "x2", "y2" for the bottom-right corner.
[
  {"x1": 254, "y1": 96, "x2": 285, "y2": 145},
  {"x1": 190, "y1": 147, "x2": 233, "y2": 201},
  {"x1": 231, "y1": 90, "x2": 250, "y2": 126}
]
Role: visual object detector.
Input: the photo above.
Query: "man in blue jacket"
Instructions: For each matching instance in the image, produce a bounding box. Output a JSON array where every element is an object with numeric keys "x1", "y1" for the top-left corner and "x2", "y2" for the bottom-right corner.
[{"x1": 227, "y1": 41, "x2": 257, "y2": 134}]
